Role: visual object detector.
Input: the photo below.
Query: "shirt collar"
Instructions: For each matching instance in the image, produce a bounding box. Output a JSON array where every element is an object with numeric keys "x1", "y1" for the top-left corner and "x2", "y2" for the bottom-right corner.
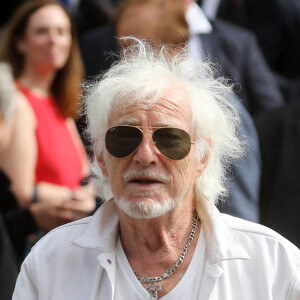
[
  {"x1": 196, "y1": 199, "x2": 250, "y2": 263},
  {"x1": 72, "y1": 198, "x2": 250, "y2": 262},
  {"x1": 72, "y1": 199, "x2": 119, "y2": 251},
  {"x1": 186, "y1": 2, "x2": 212, "y2": 36}
]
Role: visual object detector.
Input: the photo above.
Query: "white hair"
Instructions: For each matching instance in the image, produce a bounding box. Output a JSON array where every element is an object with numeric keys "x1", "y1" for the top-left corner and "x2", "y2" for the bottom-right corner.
[
  {"x1": 0, "y1": 62, "x2": 17, "y2": 120},
  {"x1": 83, "y1": 38, "x2": 244, "y2": 205}
]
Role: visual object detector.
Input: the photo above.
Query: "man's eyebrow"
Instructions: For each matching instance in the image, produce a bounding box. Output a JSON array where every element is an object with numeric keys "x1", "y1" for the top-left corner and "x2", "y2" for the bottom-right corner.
[
  {"x1": 118, "y1": 119, "x2": 174, "y2": 127},
  {"x1": 118, "y1": 118, "x2": 140, "y2": 125},
  {"x1": 154, "y1": 122, "x2": 173, "y2": 127}
]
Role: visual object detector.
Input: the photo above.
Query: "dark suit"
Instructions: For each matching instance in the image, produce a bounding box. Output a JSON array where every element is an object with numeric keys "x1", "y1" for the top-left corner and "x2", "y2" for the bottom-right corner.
[
  {"x1": 80, "y1": 26, "x2": 118, "y2": 79},
  {"x1": 254, "y1": 101, "x2": 300, "y2": 248},
  {"x1": 217, "y1": 0, "x2": 300, "y2": 103},
  {"x1": 0, "y1": 170, "x2": 38, "y2": 265},
  {"x1": 80, "y1": 21, "x2": 283, "y2": 115},
  {"x1": 201, "y1": 20, "x2": 283, "y2": 114},
  {"x1": 0, "y1": 215, "x2": 18, "y2": 300},
  {"x1": 74, "y1": 0, "x2": 110, "y2": 36},
  {"x1": 219, "y1": 95, "x2": 261, "y2": 222}
]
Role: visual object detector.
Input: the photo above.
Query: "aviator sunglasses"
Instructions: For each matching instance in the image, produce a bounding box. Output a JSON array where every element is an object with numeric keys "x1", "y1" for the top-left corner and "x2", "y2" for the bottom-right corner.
[{"x1": 104, "y1": 125, "x2": 195, "y2": 160}]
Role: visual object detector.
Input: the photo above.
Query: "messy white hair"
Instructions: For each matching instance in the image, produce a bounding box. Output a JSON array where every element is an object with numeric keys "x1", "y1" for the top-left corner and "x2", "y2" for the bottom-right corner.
[
  {"x1": 0, "y1": 62, "x2": 17, "y2": 120},
  {"x1": 83, "y1": 38, "x2": 244, "y2": 204}
]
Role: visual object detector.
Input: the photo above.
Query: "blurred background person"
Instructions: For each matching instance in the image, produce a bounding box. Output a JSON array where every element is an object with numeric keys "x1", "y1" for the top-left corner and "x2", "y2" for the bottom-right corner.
[
  {"x1": 201, "y1": 0, "x2": 300, "y2": 104},
  {"x1": 254, "y1": 101, "x2": 300, "y2": 248},
  {"x1": 0, "y1": 214, "x2": 18, "y2": 300},
  {"x1": 0, "y1": 0, "x2": 95, "y2": 244},
  {"x1": 182, "y1": 0, "x2": 284, "y2": 115},
  {"x1": 0, "y1": 62, "x2": 89, "y2": 298},
  {"x1": 80, "y1": 0, "x2": 284, "y2": 116},
  {"x1": 115, "y1": 0, "x2": 189, "y2": 51},
  {"x1": 0, "y1": 62, "x2": 19, "y2": 300}
]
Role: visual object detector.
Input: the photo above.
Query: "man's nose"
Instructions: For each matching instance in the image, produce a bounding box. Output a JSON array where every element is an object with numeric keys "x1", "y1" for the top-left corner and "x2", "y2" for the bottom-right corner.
[{"x1": 132, "y1": 133, "x2": 158, "y2": 166}]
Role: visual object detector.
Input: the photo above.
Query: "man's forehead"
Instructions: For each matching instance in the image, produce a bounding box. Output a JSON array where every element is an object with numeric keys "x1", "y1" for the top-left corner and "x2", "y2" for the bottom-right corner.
[
  {"x1": 109, "y1": 87, "x2": 191, "y2": 125},
  {"x1": 112, "y1": 83, "x2": 189, "y2": 109}
]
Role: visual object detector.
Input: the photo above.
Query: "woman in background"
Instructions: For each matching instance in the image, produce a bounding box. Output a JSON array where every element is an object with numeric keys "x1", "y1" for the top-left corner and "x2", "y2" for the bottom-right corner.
[
  {"x1": 0, "y1": 62, "x2": 90, "y2": 299},
  {"x1": 0, "y1": 1, "x2": 95, "y2": 212}
]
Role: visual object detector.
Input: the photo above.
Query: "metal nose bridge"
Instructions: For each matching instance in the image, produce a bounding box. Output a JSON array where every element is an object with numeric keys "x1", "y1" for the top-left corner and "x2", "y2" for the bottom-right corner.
[
  {"x1": 135, "y1": 126, "x2": 162, "y2": 133},
  {"x1": 136, "y1": 126, "x2": 158, "y2": 147}
]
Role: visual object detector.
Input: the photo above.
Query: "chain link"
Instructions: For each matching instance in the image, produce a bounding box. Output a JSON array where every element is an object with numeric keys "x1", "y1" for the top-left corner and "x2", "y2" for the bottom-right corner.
[{"x1": 133, "y1": 210, "x2": 199, "y2": 299}]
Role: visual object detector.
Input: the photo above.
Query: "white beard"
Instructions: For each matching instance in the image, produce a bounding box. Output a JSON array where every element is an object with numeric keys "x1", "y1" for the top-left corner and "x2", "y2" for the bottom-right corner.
[
  {"x1": 115, "y1": 169, "x2": 184, "y2": 219},
  {"x1": 115, "y1": 194, "x2": 181, "y2": 219}
]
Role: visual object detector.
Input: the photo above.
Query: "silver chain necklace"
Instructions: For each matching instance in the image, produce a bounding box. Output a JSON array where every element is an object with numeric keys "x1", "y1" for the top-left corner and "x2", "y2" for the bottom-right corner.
[{"x1": 133, "y1": 210, "x2": 199, "y2": 300}]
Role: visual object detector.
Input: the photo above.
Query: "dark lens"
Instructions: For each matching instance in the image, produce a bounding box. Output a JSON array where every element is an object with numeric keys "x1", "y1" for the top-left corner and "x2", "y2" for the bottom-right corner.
[
  {"x1": 153, "y1": 128, "x2": 192, "y2": 160},
  {"x1": 105, "y1": 126, "x2": 143, "y2": 158}
]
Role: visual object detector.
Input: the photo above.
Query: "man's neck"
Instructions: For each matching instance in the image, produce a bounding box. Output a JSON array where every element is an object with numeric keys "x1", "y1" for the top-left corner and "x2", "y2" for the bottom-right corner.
[{"x1": 117, "y1": 203, "x2": 201, "y2": 298}]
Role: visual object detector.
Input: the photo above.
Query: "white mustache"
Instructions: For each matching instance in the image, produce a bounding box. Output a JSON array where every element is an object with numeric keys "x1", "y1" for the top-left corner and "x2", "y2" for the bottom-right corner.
[{"x1": 123, "y1": 169, "x2": 171, "y2": 183}]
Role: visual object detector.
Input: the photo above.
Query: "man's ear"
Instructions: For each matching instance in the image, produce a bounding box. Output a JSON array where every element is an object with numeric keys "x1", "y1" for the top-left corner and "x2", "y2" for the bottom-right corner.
[
  {"x1": 196, "y1": 137, "x2": 211, "y2": 178},
  {"x1": 96, "y1": 151, "x2": 108, "y2": 177}
]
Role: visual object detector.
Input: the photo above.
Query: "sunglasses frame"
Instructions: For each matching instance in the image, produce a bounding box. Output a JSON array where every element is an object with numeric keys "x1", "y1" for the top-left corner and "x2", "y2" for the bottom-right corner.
[{"x1": 104, "y1": 125, "x2": 195, "y2": 160}]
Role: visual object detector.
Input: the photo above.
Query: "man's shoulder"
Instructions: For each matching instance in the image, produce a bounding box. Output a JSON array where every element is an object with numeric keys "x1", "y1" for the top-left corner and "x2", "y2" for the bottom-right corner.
[
  {"x1": 35, "y1": 216, "x2": 92, "y2": 247},
  {"x1": 222, "y1": 214, "x2": 300, "y2": 261},
  {"x1": 223, "y1": 213, "x2": 291, "y2": 242},
  {"x1": 28, "y1": 200, "x2": 118, "y2": 257},
  {"x1": 15, "y1": 208, "x2": 117, "y2": 298}
]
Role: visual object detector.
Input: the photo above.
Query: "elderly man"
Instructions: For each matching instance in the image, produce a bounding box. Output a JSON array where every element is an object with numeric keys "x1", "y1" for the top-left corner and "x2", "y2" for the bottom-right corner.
[{"x1": 14, "y1": 40, "x2": 299, "y2": 299}]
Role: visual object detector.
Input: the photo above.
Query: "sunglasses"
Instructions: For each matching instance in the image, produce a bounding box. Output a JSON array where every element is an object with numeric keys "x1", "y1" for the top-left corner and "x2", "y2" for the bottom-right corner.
[{"x1": 104, "y1": 125, "x2": 194, "y2": 160}]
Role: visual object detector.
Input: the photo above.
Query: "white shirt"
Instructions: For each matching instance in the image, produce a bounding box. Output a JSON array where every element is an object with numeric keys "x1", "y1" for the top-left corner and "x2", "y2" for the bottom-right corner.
[
  {"x1": 114, "y1": 228, "x2": 206, "y2": 300},
  {"x1": 13, "y1": 199, "x2": 300, "y2": 299},
  {"x1": 201, "y1": 0, "x2": 221, "y2": 20},
  {"x1": 186, "y1": 2, "x2": 212, "y2": 61}
]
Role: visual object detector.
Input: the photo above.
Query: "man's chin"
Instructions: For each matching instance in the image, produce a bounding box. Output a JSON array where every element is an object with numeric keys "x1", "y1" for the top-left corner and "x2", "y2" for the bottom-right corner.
[{"x1": 115, "y1": 197, "x2": 180, "y2": 219}]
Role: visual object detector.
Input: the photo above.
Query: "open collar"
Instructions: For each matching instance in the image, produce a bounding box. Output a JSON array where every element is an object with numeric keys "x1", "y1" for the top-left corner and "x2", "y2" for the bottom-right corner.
[
  {"x1": 196, "y1": 199, "x2": 250, "y2": 263},
  {"x1": 72, "y1": 199, "x2": 119, "y2": 251},
  {"x1": 72, "y1": 198, "x2": 250, "y2": 263}
]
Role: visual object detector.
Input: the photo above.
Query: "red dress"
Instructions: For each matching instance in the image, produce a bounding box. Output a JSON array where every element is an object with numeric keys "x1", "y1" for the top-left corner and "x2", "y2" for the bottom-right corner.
[{"x1": 18, "y1": 83, "x2": 86, "y2": 189}]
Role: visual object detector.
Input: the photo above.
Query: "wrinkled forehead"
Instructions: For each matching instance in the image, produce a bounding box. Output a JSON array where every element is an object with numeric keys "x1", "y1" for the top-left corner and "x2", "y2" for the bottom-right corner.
[{"x1": 107, "y1": 84, "x2": 192, "y2": 125}]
